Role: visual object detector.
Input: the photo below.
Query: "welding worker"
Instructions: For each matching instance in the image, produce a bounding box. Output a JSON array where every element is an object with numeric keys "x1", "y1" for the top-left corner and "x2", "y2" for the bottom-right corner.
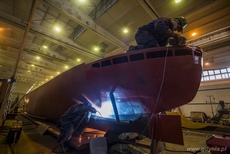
[
  {"x1": 128, "y1": 16, "x2": 187, "y2": 51},
  {"x1": 57, "y1": 102, "x2": 96, "y2": 143}
]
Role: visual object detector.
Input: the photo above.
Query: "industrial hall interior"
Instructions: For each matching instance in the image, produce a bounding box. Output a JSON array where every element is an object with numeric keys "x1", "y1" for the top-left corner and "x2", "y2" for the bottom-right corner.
[{"x1": 0, "y1": 0, "x2": 230, "y2": 154}]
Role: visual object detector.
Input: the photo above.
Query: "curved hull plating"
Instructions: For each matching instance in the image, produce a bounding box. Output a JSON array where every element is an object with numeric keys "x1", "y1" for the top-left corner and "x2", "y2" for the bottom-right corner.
[{"x1": 24, "y1": 45, "x2": 203, "y2": 122}]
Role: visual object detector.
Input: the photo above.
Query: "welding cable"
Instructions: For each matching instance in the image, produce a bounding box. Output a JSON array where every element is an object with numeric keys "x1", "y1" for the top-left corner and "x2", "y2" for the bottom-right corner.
[
  {"x1": 139, "y1": 46, "x2": 169, "y2": 135},
  {"x1": 153, "y1": 46, "x2": 169, "y2": 114},
  {"x1": 51, "y1": 143, "x2": 61, "y2": 153},
  {"x1": 129, "y1": 47, "x2": 169, "y2": 152},
  {"x1": 147, "y1": 46, "x2": 202, "y2": 154},
  {"x1": 148, "y1": 46, "x2": 168, "y2": 153},
  {"x1": 61, "y1": 141, "x2": 67, "y2": 154},
  {"x1": 51, "y1": 142, "x2": 65, "y2": 154},
  {"x1": 51, "y1": 112, "x2": 89, "y2": 153}
]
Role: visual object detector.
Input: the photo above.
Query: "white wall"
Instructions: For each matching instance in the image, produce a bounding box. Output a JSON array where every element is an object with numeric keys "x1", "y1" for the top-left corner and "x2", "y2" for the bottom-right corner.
[{"x1": 180, "y1": 82, "x2": 230, "y2": 118}]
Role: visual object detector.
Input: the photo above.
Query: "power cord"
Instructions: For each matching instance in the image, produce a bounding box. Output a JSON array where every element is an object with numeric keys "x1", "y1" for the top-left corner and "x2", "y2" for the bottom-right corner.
[
  {"x1": 127, "y1": 47, "x2": 169, "y2": 153},
  {"x1": 51, "y1": 141, "x2": 66, "y2": 154}
]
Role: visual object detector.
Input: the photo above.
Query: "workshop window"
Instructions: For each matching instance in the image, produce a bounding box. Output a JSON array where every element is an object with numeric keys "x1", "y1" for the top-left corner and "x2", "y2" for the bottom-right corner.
[{"x1": 201, "y1": 67, "x2": 230, "y2": 82}]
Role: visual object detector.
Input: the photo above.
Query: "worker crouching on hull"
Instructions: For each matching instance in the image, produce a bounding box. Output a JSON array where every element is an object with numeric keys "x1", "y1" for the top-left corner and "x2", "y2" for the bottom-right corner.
[{"x1": 128, "y1": 16, "x2": 188, "y2": 51}]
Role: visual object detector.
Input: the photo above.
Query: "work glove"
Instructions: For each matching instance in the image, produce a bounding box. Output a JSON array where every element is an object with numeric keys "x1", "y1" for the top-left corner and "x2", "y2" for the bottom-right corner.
[
  {"x1": 172, "y1": 34, "x2": 180, "y2": 44},
  {"x1": 179, "y1": 36, "x2": 186, "y2": 44},
  {"x1": 88, "y1": 106, "x2": 97, "y2": 113},
  {"x1": 173, "y1": 34, "x2": 186, "y2": 45}
]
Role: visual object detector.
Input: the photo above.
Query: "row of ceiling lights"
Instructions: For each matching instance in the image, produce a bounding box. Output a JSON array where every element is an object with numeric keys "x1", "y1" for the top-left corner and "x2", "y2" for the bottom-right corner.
[{"x1": 22, "y1": 53, "x2": 78, "y2": 87}]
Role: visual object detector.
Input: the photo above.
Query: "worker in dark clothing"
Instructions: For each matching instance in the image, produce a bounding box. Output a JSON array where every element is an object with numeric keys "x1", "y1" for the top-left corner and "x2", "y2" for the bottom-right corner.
[
  {"x1": 128, "y1": 16, "x2": 187, "y2": 51},
  {"x1": 57, "y1": 102, "x2": 96, "y2": 143}
]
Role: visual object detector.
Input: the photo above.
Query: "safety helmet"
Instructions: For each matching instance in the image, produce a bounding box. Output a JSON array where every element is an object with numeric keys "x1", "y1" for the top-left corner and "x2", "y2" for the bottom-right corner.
[{"x1": 175, "y1": 16, "x2": 187, "y2": 32}]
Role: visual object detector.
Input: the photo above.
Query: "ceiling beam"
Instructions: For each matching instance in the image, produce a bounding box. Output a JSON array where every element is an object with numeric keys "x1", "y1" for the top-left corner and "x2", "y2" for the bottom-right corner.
[
  {"x1": 187, "y1": 26, "x2": 230, "y2": 47},
  {"x1": 30, "y1": 24, "x2": 102, "y2": 59},
  {"x1": 0, "y1": 36, "x2": 75, "y2": 64},
  {"x1": 43, "y1": 0, "x2": 128, "y2": 50},
  {"x1": 0, "y1": 11, "x2": 102, "y2": 60},
  {"x1": 11, "y1": 0, "x2": 39, "y2": 79},
  {"x1": 137, "y1": 0, "x2": 160, "y2": 19},
  {"x1": 0, "y1": 36, "x2": 76, "y2": 67}
]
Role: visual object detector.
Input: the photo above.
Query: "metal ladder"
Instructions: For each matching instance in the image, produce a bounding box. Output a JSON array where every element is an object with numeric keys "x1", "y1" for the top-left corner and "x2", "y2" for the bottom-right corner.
[{"x1": 2, "y1": 81, "x2": 17, "y2": 122}]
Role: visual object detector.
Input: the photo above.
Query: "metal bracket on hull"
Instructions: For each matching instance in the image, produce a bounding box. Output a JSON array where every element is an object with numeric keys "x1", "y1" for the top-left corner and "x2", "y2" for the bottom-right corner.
[{"x1": 110, "y1": 85, "x2": 120, "y2": 122}]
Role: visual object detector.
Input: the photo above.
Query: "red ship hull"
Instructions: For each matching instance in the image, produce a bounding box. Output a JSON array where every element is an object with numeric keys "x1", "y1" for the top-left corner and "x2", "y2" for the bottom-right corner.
[{"x1": 24, "y1": 45, "x2": 203, "y2": 122}]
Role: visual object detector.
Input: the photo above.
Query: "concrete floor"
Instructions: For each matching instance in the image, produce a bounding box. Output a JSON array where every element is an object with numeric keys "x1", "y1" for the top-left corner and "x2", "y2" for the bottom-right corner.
[
  {"x1": 108, "y1": 131, "x2": 213, "y2": 154},
  {"x1": 0, "y1": 114, "x2": 228, "y2": 154},
  {"x1": 0, "y1": 114, "x2": 90, "y2": 154}
]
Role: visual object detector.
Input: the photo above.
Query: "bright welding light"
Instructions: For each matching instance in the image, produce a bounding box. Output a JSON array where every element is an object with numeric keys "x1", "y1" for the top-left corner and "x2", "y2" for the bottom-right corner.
[{"x1": 92, "y1": 100, "x2": 115, "y2": 118}]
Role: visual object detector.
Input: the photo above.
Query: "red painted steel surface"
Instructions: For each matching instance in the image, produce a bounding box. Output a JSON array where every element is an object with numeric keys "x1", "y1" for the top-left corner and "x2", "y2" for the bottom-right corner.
[
  {"x1": 24, "y1": 45, "x2": 203, "y2": 122},
  {"x1": 150, "y1": 114, "x2": 184, "y2": 145},
  {"x1": 206, "y1": 135, "x2": 230, "y2": 154}
]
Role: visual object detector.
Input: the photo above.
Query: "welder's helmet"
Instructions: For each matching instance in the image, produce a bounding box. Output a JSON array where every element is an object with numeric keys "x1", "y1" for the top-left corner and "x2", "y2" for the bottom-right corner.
[{"x1": 175, "y1": 16, "x2": 187, "y2": 32}]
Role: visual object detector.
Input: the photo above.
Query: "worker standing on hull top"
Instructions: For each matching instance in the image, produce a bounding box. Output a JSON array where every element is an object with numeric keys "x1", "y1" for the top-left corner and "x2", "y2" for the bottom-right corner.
[{"x1": 128, "y1": 16, "x2": 187, "y2": 51}]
